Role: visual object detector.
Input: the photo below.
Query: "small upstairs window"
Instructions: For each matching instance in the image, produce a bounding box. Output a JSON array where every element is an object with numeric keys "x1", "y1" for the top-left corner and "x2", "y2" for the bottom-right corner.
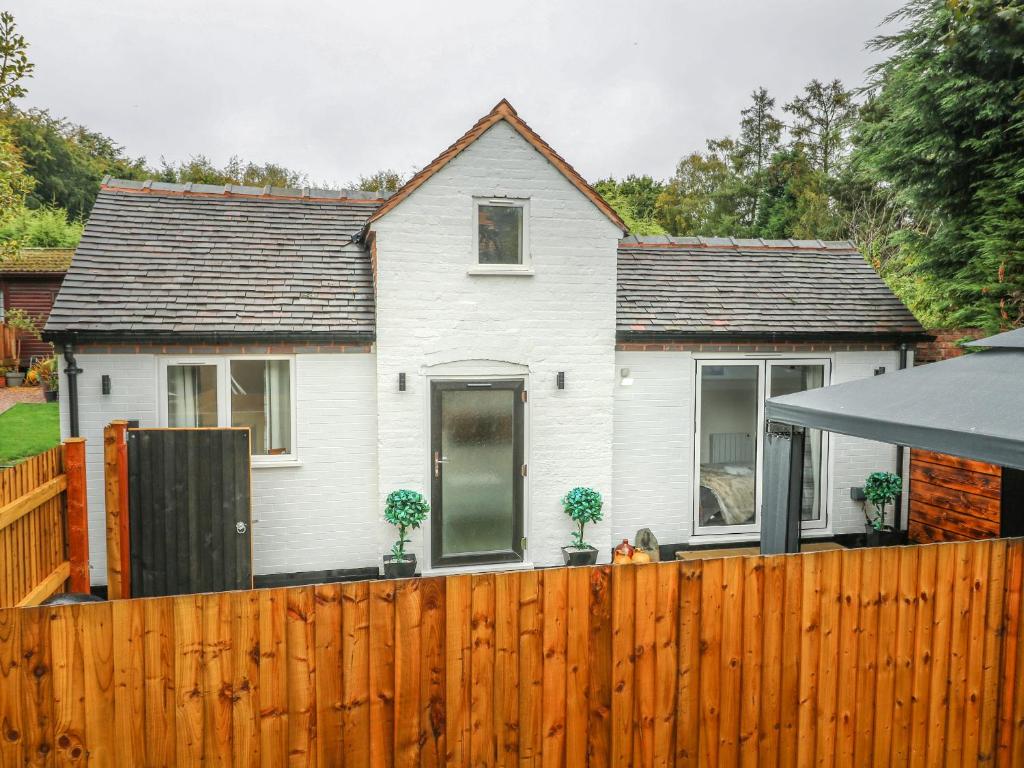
[{"x1": 475, "y1": 199, "x2": 527, "y2": 267}]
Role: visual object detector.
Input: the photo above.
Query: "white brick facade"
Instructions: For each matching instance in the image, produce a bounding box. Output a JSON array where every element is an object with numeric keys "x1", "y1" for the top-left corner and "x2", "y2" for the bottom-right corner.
[{"x1": 369, "y1": 120, "x2": 623, "y2": 568}]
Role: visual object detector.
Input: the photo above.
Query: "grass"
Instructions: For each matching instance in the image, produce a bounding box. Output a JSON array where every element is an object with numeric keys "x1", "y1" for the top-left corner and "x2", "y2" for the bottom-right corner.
[{"x1": 0, "y1": 403, "x2": 60, "y2": 465}]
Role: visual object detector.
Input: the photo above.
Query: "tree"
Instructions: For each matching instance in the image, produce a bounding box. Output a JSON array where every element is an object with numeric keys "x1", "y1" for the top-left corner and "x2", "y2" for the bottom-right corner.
[
  {"x1": 0, "y1": 12, "x2": 33, "y2": 107},
  {"x1": 594, "y1": 175, "x2": 667, "y2": 235},
  {"x1": 785, "y1": 79, "x2": 857, "y2": 176},
  {"x1": 158, "y1": 155, "x2": 308, "y2": 188},
  {"x1": 355, "y1": 169, "x2": 405, "y2": 193},
  {"x1": 853, "y1": 0, "x2": 1024, "y2": 330},
  {"x1": 0, "y1": 120, "x2": 31, "y2": 224},
  {"x1": 738, "y1": 87, "x2": 784, "y2": 222}
]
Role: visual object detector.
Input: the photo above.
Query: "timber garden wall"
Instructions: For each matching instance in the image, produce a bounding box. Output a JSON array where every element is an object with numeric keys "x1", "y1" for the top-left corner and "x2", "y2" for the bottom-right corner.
[{"x1": 2, "y1": 537, "x2": 1024, "y2": 766}]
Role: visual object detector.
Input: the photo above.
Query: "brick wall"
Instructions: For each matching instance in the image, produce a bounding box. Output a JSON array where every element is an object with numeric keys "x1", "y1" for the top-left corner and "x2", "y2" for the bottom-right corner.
[
  {"x1": 370, "y1": 119, "x2": 623, "y2": 568},
  {"x1": 914, "y1": 328, "x2": 986, "y2": 364}
]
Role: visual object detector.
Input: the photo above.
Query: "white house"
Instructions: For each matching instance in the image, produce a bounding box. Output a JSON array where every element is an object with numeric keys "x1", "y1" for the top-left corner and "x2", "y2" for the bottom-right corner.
[{"x1": 45, "y1": 100, "x2": 925, "y2": 586}]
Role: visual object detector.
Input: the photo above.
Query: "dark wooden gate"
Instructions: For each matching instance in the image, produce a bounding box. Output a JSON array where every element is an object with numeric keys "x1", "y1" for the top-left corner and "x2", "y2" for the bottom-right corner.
[{"x1": 127, "y1": 428, "x2": 252, "y2": 596}]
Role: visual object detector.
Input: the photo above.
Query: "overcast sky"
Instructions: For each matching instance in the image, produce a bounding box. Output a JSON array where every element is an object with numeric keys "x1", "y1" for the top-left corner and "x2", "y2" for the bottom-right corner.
[{"x1": 9, "y1": 0, "x2": 903, "y2": 187}]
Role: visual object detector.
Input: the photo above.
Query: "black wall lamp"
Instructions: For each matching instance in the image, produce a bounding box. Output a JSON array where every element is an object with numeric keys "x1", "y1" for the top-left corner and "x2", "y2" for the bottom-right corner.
[
  {"x1": 101, "y1": 374, "x2": 111, "y2": 395},
  {"x1": 874, "y1": 366, "x2": 886, "y2": 376},
  {"x1": 398, "y1": 372, "x2": 406, "y2": 392},
  {"x1": 556, "y1": 371, "x2": 565, "y2": 390}
]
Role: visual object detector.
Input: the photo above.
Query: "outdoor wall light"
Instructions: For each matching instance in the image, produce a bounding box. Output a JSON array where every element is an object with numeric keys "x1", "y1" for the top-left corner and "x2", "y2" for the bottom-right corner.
[
  {"x1": 101, "y1": 375, "x2": 111, "y2": 395},
  {"x1": 874, "y1": 366, "x2": 886, "y2": 376},
  {"x1": 556, "y1": 371, "x2": 565, "y2": 390},
  {"x1": 398, "y1": 372, "x2": 406, "y2": 392},
  {"x1": 619, "y1": 367, "x2": 634, "y2": 387}
]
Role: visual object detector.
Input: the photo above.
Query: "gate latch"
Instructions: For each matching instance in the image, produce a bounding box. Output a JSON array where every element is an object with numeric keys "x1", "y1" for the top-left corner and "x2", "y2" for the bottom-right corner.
[{"x1": 235, "y1": 521, "x2": 248, "y2": 535}]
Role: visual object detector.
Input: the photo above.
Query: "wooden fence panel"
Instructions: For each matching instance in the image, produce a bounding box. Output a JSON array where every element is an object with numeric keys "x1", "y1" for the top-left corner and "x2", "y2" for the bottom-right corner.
[
  {"x1": 1, "y1": 539, "x2": 1024, "y2": 765},
  {"x1": 0, "y1": 442, "x2": 87, "y2": 608}
]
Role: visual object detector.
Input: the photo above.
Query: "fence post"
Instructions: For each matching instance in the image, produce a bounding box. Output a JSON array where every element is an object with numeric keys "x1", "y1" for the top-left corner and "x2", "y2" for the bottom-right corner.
[
  {"x1": 104, "y1": 421, "x2": 130, "y2": 599},
  {"x1": 63, "y1": 437, "x2": 90, "y2": 593}
]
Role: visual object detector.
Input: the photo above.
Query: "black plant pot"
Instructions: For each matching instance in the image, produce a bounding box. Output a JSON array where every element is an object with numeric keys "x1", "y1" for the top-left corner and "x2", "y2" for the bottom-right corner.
[
  {"x1": 864, "y1": 525, "x2": 901, "y2": 548},
  {"x1": 44, "y1": 389, "x2": 58, "y2": 403},
  {"x1": 383, "y1": 554, "x2": 417, "y2": 578},
  {"x1": 561, "y1": 546, "x2": 599, "y2": 566}
]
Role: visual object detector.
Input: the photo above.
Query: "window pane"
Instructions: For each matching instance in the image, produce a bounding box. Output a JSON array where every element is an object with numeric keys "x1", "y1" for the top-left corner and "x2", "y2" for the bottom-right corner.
[
  {"x1": 698, "y1": 365, "x2": 759, "y2": 527},
  {"x1": 478, "y1": 204, "x2": 522, "y2": 264},
  {"x1": 440, "y1": 388, "x2": 515, "y2": 556},
  {"x1": 770, "y1": 365, "x2": 825, "y2": 521},
  {"x1": 167, "y1": 365, "x2": 218, "y2": 427},
  {"x1": 230, "y1": 360, "x2": 292, "y2": 455}
]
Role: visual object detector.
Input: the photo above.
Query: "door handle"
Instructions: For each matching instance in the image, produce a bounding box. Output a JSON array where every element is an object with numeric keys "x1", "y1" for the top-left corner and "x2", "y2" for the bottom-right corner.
[
  {"x1": 235, "y1": 521, "x2": 247, "y2": 535},
  {"x1": 434, "y1": 451, "x2": 449, "y2": 479}
]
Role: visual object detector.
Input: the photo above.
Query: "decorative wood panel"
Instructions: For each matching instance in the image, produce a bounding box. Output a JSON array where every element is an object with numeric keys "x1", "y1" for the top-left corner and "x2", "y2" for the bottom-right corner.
[{"x1": 909, "y1": 449, "x2": 1002, "y2": 543}]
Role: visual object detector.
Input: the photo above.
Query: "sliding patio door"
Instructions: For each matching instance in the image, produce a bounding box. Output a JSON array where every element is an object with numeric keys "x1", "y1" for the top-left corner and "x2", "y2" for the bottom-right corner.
[{"x1": 693, "y1": 359, "x2": 829, "y2": 536}]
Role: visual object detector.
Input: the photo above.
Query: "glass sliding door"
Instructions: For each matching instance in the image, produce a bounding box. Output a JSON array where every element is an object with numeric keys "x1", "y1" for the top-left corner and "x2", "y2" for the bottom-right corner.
[
  {"x1": 693, "y1": 359, "x2": 830, "y2": 536},
  {"x1": 430, "y1": 380, "x2": 525, "y2": 567},
  {"x1": 769, "y1": 363, "x2": 827, "y2": 525},
  {"x1": 695, "y1": 363, "x2": 762, "y2": 532}
]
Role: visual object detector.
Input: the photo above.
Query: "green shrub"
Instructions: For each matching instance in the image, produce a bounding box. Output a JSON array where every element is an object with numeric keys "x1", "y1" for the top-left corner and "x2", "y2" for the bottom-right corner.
[
  {"x1": 561, "y1": 487, "x2": 604, "y2": 549},
  {"x1": 863, "y1": 471, "x2": 902, "y2": 531},
  {"x1": 384, "y1": 489, "x2": 430, "y2": 562},
  {"x1": 0, "y1": 206, "x2": 84, "y2": 248}
]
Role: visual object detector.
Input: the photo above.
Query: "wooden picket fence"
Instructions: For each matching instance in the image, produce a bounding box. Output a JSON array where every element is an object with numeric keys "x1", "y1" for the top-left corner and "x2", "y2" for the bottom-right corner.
[
  {"x1": 0, "y1": 441, "x2": 89, "y2": 608},
  {"x1": 2, "y1": 537, "x2": 1024, "y2": 766}
]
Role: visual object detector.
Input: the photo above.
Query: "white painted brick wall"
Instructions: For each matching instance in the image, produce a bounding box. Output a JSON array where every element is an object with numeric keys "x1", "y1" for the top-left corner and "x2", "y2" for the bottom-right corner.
[
  {"x1": 611, "y1": 349, "x2": 904, "y2": 547},
  {"x1": 612, "y1": 351, "x2": 695, "y2": 544},
  {"x1": 371, "y1": 120, "x2": 622, "y2": 567},
  {"x1": 61, "y1": 351, "x2": 379, "y2": 584},
  {"x1": 58, "y1": 354, "x2": 159, "y2": 585}
]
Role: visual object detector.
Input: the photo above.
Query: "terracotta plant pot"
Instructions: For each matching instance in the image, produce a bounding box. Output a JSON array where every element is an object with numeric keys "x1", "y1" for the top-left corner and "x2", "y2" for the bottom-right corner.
[
  {"x1": 561, "y1": 546, "x2": 598, "y2": 566},
  {"x1": 383, "y1": 554, "x2": 417, "y2": 579}
]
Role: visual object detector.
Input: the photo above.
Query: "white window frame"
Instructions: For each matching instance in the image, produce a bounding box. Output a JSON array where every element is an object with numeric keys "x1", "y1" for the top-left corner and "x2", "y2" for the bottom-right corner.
[
  {"x1": 469, "y1": 197, "x2": 532, "y2": 275},
  {"x1": 157, "y1": 355, "x2": 299, "y2": 467},
  {"x1": 691, "y1": 356, "x2": 832, "y2": 539}
]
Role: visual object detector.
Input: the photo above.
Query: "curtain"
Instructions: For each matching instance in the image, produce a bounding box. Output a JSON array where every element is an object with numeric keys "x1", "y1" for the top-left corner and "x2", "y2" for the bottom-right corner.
[
  {"x1": 168, "y1": 365, "x2": 199, "y2": 427},
  {"x1": 264, "y1": 360, "x2": 291, "y2": 454}
]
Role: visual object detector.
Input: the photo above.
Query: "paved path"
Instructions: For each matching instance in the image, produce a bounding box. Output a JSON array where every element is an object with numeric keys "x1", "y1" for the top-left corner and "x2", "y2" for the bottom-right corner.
[{"x1": 0, "y1": 386, "x2": 45, "y2": 415}]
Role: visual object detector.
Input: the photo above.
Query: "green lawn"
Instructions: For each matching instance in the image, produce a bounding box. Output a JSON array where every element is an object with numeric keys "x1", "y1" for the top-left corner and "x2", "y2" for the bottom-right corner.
[{"x1": 0, "y1": 403, "x2": 61, "y2": 465}]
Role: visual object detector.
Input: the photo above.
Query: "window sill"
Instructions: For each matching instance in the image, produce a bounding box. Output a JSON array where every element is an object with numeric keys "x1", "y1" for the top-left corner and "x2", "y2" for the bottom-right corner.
[
  {"x1": 421, "y1": 560, "x2": 534, "y2": 576},
  {"x1": 251, "y1": 457, "x2": 303, "y2": 469},
  {"x1": 466, "y1": 266, "x2": 535, "y2": 277}
]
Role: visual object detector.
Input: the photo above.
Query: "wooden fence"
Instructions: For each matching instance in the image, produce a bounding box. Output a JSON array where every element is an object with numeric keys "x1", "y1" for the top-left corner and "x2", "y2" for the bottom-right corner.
[
  {"x1": 0, "y1": 440, "x2": 89, "y2": 608},
  {"x1": 0, "y1": 322, "x2": 17, "y2": 363},
  {"x1": 2, "y1": 537, "x2": 1024, "y2": 766}
]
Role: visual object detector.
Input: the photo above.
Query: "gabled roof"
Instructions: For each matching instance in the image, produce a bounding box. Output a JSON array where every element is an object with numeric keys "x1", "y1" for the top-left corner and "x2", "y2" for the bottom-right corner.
[
  {"x1": 368, "y1": 99, "x2": 626, "y2": 232},
  {"x1": 45, "y1": 181, "x2": 383, "y2": 342},
  {"x1": 617, "y1": 237, "x2": 925, "y2": 339},
  {"x1": 0, "y1": 248, "x2": 74, "y2": 274}
]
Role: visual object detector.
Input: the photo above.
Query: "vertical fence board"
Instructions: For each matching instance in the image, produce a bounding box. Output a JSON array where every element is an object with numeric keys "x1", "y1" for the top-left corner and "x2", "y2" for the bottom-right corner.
[
  {"x1": 565, "y1": 568, "x2": 590, "y2": 768},
  {"x1": 980, "y1": 539, "x2": 1007, "y2": 764},
  {"x1": 342, "y1": 581, "x2": 371, "y2": 768},
  {"x1": 778, "y1": 555, "x2": 802, "y2": 768},
  {"x1": 201, "y1": 592, "x2": 235, "y2": 767},
  {"x1": 758, "y1": 555, "x2": 785, "y2": 768},
  {"x1": 368, "y1": 581, "x2": 395, "y2": 768},
  {"x1": 997, "y1": 541, "x2": 1024, "y2": 766},
  {"x1": 470, "y1": 574, "x2": 496, "y2": 768},
  {"x1": 421, "y1": 577, "x2": 448, "y2": 768},
  {"x1": 286, "y1": 587, "x2": 317, "y2": 768},
  {"x1": 233, "y1": 589, "x2": 261, "y2": 768},
  {"x1": 632, "y1": 564, "x2": 656, "y2": 768},
  {"x1": 587, "y1": 566, "x2": 613, "y2": 768},
  {"x1": 945, "y1": 542, "x2": 975, "y2": 766},
  {"x1": 19, "y1": 607, "x2": 52, "y2": 768},
  {"x1": 698, "y1": 557, "x2": 723, "y2": 768},
  {"x1": 50, "y1": 604, "x2": 86, "y2": 767},
  {"x1": 0, "y1": 607, "x2": 23, "y2": 766},
  {"x1": 518, "y1": 571, "x2": 544, "y2": 768},
  {"x1": 925, "y1": 544, "x2": 956, "y2": 766},
  {"x1": 612, "y1": 563, "x2": 637, "y2": 768},
  {"x1": 870, "y1": 547, "x2": 900, "y2": 767},
  {"x1": 112, "y1": 598, "x2": 146, "y2": 765},
  {"x1": 739, "y1": 556, "x2": 763, "y2": 768},
  {"x1": 908, "y1": 544, "x2": 937, "y2": 768},
  {"x1": 143, "y1": 594, "x2": 177, "y2": 766},
  {"x1": 259, "y1": 588, "x2": 288, "y2": 767},
  {"x1": 889, "y1": 547, "x2": 919, "y2": 768},
  {"x1": 446, "y1": 575, "x2": 472, "y2": 768},
  {"x1": 395, "y1": 579, "x2": 423, "y2": 768},
  {"x1": 492, "y1": 573, "x2": 518, "y2": 768},
  {"x1": 653, "y1": 562, "x2": 679, "y2": 768},
  {"x1": 174, "y1": 594, "x2": 205, "y2": 767},
  {"x1": 314, "y1": 583, "x2": 344, "y2": 768},
  {"x1": 542, "y1": 568, "x2": 568, "y2": 768}
]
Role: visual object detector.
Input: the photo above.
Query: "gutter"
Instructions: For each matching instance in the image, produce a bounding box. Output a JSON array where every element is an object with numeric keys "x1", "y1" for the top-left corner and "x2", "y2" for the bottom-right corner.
[
  {"x1": 616, "y1": 330, "x2": 933, "y2": 345},
  {"x1": 41, "y1": 329, "x2": 376, "y2": 346}
]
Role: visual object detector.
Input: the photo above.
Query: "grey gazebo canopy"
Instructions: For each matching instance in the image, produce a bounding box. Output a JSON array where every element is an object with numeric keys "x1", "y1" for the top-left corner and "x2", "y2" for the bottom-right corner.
[{"x1": 760, "y1": 327, "x2": 1024, "y2": 553}]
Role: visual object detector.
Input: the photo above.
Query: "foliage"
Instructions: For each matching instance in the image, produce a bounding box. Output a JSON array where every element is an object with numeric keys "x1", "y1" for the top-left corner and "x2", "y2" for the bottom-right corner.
[
  {"x1": 0, "y1": 403, "x2": 59, "y2": 465},
  {"x1": 595, "y1": 176, "x2": 667, "y2": 235},
  {"x1": 561, "y1": 486, "x2": 604, "y2": 549},
  {"x1": 384, "y1": 489, "x2": 430, "y2": 562},
  {"x1": 25, "y1": 355, "x2": 56, "y2": 389},
  {"x1": 853, "y1": 0, "x2": 1024, "y2": 331},
  {"x1": 4, "y1": 108, "x2": 148, "y2": 218},
  {"x1": 0, "y1": 119, "x2": 31, "y2": 223},
  {"x1": 355, "y1": 169, "x2": 406, "y2": 194},
  {"x1": 863, "y1": 470, "x2": 902, "y2": 530},
  {"x1": 0, "y1": 205, "x2": 83, "y2": 247},
  {"x1": 784, "y1": 79, "x2": 857, "y2": 176},
  {"x1": 0, "y1": 12, "x2": 33, "y2": 108},
  {"x1": 3, "y1": 307, "x2": 41, "y2": 369},
  {"x1": 156, "y1": 154, "x2": 309, "y2": 188}
]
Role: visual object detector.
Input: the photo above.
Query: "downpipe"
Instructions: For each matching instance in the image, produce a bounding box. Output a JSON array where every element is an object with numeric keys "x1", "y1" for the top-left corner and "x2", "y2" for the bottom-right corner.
[{"x1": 63, "y1": 342, "x2": 82, "y2": 438}]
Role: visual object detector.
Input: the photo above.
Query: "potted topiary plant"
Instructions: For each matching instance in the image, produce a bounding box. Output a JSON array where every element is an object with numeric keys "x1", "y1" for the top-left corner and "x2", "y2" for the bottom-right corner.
[
  {"x1": 561, "y1": 486, "x2": 603, "y2": 566},
  {"x1": 383, "y1": 489, "x2": 429, "y2": 578},
  {"x1": 863, "y1": 471, "x2": 903, "y2": 547}
]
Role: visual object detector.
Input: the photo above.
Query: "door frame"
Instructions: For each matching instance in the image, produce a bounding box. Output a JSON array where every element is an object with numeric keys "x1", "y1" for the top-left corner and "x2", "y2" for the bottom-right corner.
[
  {"x1": 429, "y1": 378, "x2": 526, "y2": 569},
  {"x1": 691, "y1": 356, "x2": 832, "y2": 539}
]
